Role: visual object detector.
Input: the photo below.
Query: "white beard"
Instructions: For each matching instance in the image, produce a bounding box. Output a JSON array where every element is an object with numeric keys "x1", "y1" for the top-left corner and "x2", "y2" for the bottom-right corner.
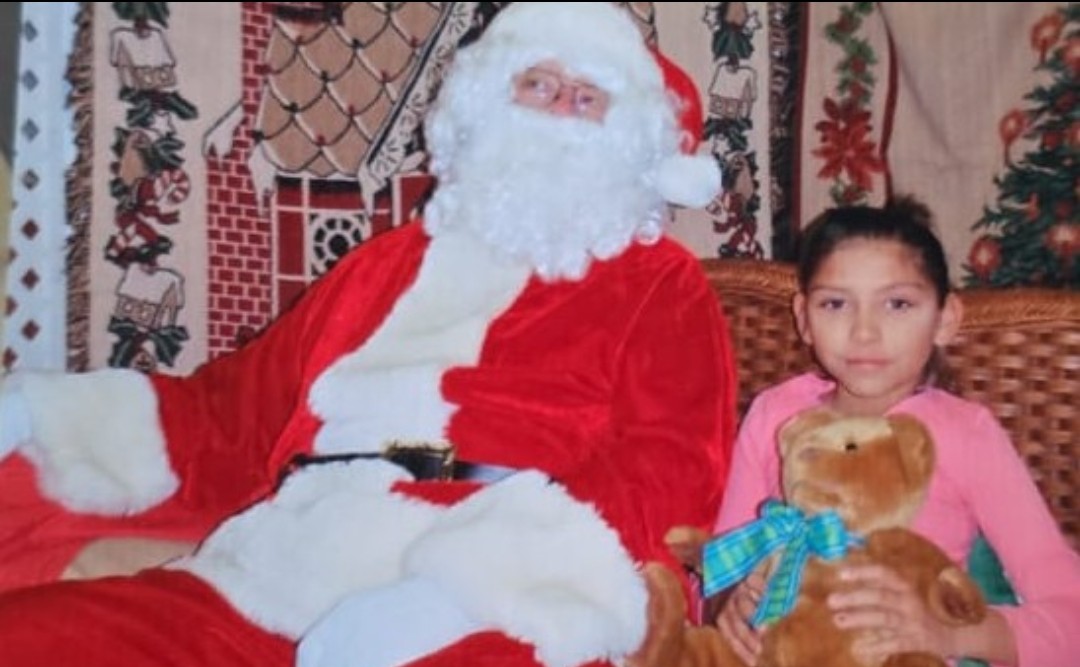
[{"x1": 424, "y1": 105, "x2": 667, "y2": 281}]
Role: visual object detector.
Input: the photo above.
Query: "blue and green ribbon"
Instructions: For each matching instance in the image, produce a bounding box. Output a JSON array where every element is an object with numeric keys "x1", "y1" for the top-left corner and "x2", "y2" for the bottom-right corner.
[{"x1": 702, "y1": 500, "x2": 864, "y2": 627}]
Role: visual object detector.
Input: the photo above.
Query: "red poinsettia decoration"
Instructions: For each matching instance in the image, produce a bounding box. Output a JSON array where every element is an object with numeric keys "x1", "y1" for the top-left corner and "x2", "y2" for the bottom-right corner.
[{"x1": 812, "y1": 97, "x2": 886, "y2": 193}]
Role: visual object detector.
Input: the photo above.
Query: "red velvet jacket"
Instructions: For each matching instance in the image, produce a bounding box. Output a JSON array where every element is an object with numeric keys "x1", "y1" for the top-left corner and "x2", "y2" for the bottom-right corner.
[{"x1": 151, "y1": 222, "x2": 735, "y2": 564}]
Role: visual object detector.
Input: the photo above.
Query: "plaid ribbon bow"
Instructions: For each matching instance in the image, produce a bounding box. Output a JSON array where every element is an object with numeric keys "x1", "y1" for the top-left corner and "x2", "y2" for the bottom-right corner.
[{"x1": 701, "y1": 499, "x2": 864, "y2": 627}]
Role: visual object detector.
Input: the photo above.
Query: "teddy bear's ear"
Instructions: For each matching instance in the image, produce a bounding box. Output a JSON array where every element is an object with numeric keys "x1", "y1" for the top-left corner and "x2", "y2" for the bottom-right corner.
[
  {"x1": 777, "y1": 407, "x2": 839, "y2": 458},
  {"x1": 886, "y1": 413, "x2": 936, "y2": 488}
]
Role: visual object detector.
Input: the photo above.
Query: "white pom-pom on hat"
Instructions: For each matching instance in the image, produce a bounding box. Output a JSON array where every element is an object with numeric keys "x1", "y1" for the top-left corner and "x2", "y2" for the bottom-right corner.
[
  {"x1": 651, "y1": 50, "x2": 723, "y2": 209},
  {"x1": 655, "y1": 152, "x2": 723, "y2": 209},
  {"x1": 479, "y1": 2, "x2": 659, "y2": 94}
]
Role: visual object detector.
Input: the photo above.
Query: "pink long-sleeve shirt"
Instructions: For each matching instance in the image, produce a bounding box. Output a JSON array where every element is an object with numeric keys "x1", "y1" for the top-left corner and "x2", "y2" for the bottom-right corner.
[{"x1": 714, "y1": 372, "x2": 1080, "y2": 666}]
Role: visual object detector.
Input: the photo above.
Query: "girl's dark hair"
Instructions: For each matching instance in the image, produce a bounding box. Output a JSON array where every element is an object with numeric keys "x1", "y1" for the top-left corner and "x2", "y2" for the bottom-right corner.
[{"x1": 796, "y1": 195, "x2": 952, "y2": 305}]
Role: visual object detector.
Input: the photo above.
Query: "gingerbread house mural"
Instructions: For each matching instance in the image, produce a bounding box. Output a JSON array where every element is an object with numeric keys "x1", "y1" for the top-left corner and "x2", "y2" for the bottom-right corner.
[
  {"x1": 708, "y1": 58, "x2": 757, "y2": 121},
  {"x1": 22, "y1": 2, "x2": 717, "y2": 374},
  {"x1": 112, "y1": 263, "x2": 185, "y2": 372},
  {"x1": 110, "y1": 21, "x2": 178, "y2": 91},
  {"x1": 202, "y1": 2, "x2": 476, "y2": 355},
  {"x1": 198, "y1": 1, "x2": 677, "y2": 357}
]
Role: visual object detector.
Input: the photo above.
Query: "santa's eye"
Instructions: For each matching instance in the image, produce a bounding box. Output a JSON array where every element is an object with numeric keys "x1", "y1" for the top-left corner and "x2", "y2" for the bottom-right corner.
[
  {"x1": 514, "y1": 70, "x2": 560, "y2": 102},
  {"x1": 572, "y1": 85, "x2": 606, "y2": 111},
  {"x1": 511, "y1": 67, "x2": 610, "y2": 121}
]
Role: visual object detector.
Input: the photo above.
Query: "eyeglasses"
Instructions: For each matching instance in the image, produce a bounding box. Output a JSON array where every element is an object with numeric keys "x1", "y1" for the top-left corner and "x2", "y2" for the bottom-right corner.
[{"x1": 511, "y1": 67, "x2": 610, "y2": 121}]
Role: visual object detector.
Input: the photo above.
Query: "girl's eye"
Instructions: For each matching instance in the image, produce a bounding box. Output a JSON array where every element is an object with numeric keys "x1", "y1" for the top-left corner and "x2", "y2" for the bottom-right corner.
[
  {"x1": 886, "y1": 298, "x2": 913, "y2": 311},
  {"x1": 818, "y1": 298, "x2": 845, "y2": 311}
]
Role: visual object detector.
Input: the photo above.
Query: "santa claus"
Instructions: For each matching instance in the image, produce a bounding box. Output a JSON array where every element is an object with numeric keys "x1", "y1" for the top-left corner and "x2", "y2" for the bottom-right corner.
[{"x1": 0, "y1": 4, "x2": 736, "y2": 667}]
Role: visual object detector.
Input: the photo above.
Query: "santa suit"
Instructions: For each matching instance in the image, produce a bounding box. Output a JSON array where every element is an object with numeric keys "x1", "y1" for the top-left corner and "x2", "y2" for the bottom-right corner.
[{"x1": 0, "y1": 220, "x2": 736, "y2": 667}]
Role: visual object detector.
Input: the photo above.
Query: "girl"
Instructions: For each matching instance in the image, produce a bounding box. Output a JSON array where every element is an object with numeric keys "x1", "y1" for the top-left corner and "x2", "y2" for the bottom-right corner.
[{"x1": 711, "y1": 197, "x2": 1080, "y2": 666}]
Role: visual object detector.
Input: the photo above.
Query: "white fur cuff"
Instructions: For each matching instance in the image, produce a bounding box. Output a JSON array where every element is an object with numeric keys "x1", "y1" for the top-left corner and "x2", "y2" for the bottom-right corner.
[{"x1": 17, "y1": 369, "x2": 177, "y2": 514}]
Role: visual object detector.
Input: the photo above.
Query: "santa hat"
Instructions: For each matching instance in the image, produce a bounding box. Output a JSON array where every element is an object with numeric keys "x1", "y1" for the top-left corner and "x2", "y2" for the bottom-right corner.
[
  {"x1": 650, "y1": 49, "x2": 722, "y2": 209},
  {"x1": 479, "y1": 2, "x2": 722, "y2": 209}
]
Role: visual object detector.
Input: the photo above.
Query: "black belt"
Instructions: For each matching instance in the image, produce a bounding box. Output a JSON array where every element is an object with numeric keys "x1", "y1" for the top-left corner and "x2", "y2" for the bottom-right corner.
[{"x1": 278, "y1": 444, "x2": 517, "y2": 489}]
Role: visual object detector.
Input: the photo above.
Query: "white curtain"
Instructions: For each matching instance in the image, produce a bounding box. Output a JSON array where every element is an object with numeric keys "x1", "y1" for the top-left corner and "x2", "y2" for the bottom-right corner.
[
  {"x1": 0, "y1": 151, "x2": 10, "y2": 348},
  {"x1": 4, "y1": 2, "x2": 77, "y2": 371}
]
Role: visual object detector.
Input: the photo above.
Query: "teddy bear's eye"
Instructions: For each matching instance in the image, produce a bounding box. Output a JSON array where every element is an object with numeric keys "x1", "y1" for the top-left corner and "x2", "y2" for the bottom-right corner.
[{"x1": 844, "y1": 441, "x2": 858, "y2": 452}]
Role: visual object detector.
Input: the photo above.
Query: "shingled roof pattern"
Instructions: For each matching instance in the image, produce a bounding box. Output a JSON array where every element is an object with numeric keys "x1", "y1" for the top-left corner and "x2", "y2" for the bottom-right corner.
[{"x1": 254, "y1": 2, "x2": 443, "y2": 178}]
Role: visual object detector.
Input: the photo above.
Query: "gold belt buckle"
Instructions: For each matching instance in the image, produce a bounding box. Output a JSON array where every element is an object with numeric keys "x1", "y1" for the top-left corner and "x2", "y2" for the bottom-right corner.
[{"x1": 382, "y1": 441, "x2": 457, "y2": 481}]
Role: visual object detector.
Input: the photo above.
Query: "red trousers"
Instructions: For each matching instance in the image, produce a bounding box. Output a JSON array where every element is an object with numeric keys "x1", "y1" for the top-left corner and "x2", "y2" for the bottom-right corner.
[
  {"x1": 0, "y1": 457, "x2": 551, "y2": 667},
  {"x1": 0, "y1": 456, "x2": 293, "y2": 666},
  {"x1": 0, "y1": 569, "x2": 294, "y2": 666},
  {"x1": 0, "y1": 456, "x2": 217, "y2": 593},
  {"x1": 0, "y1": 567, "x2": 552, "y2": 667}
]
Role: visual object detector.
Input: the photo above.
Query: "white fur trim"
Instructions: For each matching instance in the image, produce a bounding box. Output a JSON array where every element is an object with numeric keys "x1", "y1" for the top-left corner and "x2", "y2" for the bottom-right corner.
[
  {"x1": 310, "y1": 229, "x2": 530, "y2": 453},
  {"x1": 175, "y1": 460, "x2": 441, "y2": 638},
  {"x1": 655, "y1": 153, "x2": 723, "y2": 209},
  {"x1": 481, "y1": 3, "x2": 660, "y2": 95},
  {"x1": 312, "y1": 364, "x2": 457, "y2": 453},
  {"x1": 14, "y1": 369, "x2": 177, "y2": 514},
  {"x1": 404, "y1": 472, "x2": 648, "y2": 667}
]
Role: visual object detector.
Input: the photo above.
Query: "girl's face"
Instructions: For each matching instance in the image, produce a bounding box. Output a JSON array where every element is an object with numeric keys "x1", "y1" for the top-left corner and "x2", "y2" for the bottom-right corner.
[{"x1": 793, "y1": 238, "x2": 962, "y2": 416}]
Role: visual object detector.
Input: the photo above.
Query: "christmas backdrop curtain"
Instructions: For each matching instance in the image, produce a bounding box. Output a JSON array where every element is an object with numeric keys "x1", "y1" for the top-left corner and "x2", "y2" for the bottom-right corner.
[
  {"x1": 798, "y1": 2, "x2": 1078, "y2": 288},
  {"x1": 3, "y1": 2, "x2": 1073, "y2": 375},
  {"x1": 7, "y1": 1, "x2": 793, "y2": 374}
]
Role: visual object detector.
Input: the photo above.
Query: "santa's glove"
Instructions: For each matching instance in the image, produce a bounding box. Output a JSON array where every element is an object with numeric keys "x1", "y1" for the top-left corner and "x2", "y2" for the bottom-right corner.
[
  {"x1": 0, "y1": 374, "x2": 33, "y2": 460},
  {"x1": 297, "y1": 577, "x2": 483, "y2": 667}
]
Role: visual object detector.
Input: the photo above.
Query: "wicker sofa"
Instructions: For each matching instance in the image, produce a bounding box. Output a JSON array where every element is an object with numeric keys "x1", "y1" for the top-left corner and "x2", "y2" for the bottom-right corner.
[{"x1": 702, "y1": 258, "x2": 1080, "y2": 550}]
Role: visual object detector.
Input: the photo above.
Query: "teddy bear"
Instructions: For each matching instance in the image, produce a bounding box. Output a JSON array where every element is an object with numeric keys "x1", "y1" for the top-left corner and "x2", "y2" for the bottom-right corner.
[{"x1": 653, "y1": 408, "x2": 987, "y2": 667}]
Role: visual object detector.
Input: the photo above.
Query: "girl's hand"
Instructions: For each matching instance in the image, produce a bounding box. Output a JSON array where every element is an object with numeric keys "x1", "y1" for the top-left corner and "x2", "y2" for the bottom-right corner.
[
  {"x1": 713, "y1": 567, "x2": 766, "y2": 665},
  {"x1": 829, "y1": 564, "x2": 958, "y2": 662}
]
